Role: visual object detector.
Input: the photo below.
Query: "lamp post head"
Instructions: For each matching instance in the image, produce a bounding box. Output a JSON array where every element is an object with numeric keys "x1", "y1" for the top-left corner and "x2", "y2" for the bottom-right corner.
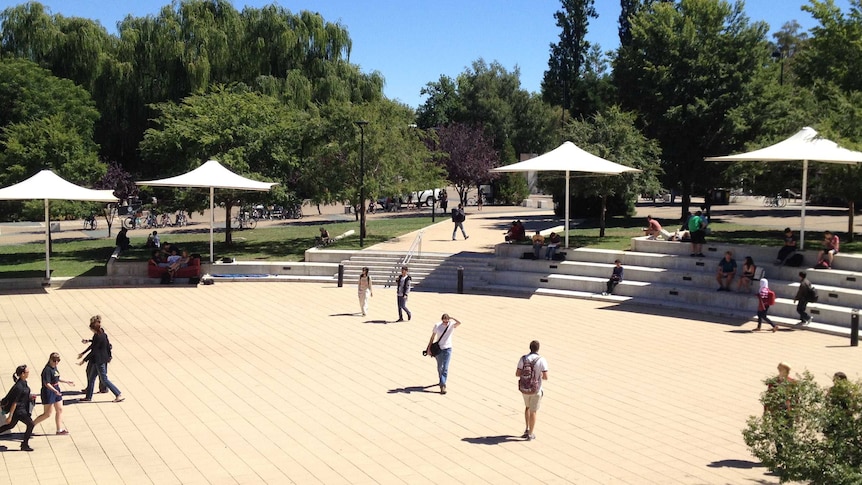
[{"x1": 354, "y1": 120, "x2": 369, "y2": 128}]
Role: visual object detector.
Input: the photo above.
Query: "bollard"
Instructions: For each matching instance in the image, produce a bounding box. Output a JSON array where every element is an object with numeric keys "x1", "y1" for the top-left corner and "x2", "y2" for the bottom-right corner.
[
  {"x1": 851, "y1": 310, "x2": 859, "y2": 347},
  {"x1": 457, "y1": 266, "x2": 464, "y2": 294},
  {"x1": 337, "y1": 264, "x2": 344, "y2": 288}
]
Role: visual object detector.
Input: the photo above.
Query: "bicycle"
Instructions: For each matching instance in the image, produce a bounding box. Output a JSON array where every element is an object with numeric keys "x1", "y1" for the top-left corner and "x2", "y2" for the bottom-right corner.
[
  {"x1": 83, "y1": 215, "x2": 98, "y2": 230},
  {"x1": 762, "y1": 194, "x2": 787, "y2": 208},
  {"x1": 174, "y1": 211, "x2": 188, "y2": 227},
  {"x1": 122, "y1": 214, "x2": 143, "y2": 230},
  {"x1": 232, "y1": 211, "x2": 258, "y2": 230},
  {"x1": 285, "y1": 203, "x2": 303, "y2": 219}
]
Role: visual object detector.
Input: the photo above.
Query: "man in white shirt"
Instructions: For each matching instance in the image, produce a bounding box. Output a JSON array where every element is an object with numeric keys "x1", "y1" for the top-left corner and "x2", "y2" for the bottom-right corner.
[
  {"x1": 425, "y1": 314, "x2": 462, "y2": 394},
  {"x1": 516, "y1": 340, "x2": 549, "y2": 441}
]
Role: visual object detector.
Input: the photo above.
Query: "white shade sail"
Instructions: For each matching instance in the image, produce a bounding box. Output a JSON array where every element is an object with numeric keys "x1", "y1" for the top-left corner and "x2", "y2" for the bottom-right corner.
[
  {"x1": 705, "y1": 127, "x2": 862, "y2": 249},
  {"x1": 137, "y1": 160, "x2": 278, "y2": 262},
  {"x1": 0, "y1": 170, "x2": 118, "y2": 279},
  {"x1": 491, "y1": 141, "x2": 641, "y2": 248}
]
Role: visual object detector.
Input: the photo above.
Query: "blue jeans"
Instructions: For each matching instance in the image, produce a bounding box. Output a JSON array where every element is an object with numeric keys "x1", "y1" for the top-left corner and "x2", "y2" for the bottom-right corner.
[
  {"x1": 546, "y1": 246, "x2": 557, "y2": 260},
  {"x1": 397, "y1": 296, "x2": 411, "y2": 320},
  {"x1": 86, "y1": 363, "x2": 121, "y2": 399},
  {"x1": 435, "y1": 348, "x2": 452, "y2": 386}
]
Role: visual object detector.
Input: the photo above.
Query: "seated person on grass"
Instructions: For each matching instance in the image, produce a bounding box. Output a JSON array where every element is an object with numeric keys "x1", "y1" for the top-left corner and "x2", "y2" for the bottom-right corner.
[
  {"x1": 716, "y1": 251, "x2": 737, "y2": 292},
  {"x1": 316, "y1": 227, "x2": 332, "y2": 246}
]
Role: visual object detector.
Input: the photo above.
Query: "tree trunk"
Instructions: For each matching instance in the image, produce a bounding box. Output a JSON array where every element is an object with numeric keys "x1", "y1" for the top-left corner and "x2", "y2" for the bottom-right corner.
[
  {"x1": 849, "y1": 201, "x2": 856, "y2": 243},
  {"x1": 680, "y1": 185, "x2": 691, "y2": 221},
  {"x1": 225, "y1": 202, "x2": 233, "y2": 245},
  {"x1": 599, "y1": 194, "x2": 607, "y2": 238}
]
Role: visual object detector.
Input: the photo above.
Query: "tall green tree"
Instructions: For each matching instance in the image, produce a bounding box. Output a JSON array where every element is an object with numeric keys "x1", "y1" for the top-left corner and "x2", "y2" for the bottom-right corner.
[
  {"x1": 0, "y1": 57, "x2": 103, "y2": 187},
  {"x1": 139, "y1": 85, "x2": 304, "y2": 245},
  {"x1": 613, "y1": 0, "x2": 770, "y2": 218},
  {"x1": 542, "y1": 0, "x2": 598, "y2": 119},
  {"x1": 558, "y1": 106, "x2": 662, "y2": 235}
]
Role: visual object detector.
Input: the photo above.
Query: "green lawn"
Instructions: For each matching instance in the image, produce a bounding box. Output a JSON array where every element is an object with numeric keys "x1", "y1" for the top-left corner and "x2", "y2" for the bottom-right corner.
[
  {"x1": 0, "y1": 216, "x2": 434, "y2": 278},
  {"x1": 1, "y1": 214, "x2": 858, "y2": 278}
]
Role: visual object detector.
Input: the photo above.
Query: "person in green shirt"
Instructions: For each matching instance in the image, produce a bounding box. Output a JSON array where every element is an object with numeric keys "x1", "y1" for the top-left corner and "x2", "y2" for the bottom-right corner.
[{"x1": 689, "y1": 210, "x2": 706, "y2": 257}]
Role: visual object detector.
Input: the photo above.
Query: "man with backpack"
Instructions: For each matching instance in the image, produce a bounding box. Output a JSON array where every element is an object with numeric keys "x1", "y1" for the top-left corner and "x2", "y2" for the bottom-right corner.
[
  {"x1": 516, "y1": 340, "x2": 549, "y2": 441},
  {"x1": 451, "y1": 204, "x2": 468, "y2": 240},
  {"x1": 794, "y1": 271, "x2": 817, "y2": 325}
]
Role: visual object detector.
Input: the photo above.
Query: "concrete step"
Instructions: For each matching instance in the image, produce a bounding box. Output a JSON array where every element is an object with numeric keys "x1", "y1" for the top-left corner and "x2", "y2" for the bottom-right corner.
[{"x1": 478, "y1": 283, "x2": 850, "y2": 337}]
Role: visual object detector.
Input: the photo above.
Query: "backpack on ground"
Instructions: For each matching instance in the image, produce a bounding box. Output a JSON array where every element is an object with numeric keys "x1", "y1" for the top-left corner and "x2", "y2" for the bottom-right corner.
[
  {"x1": 518, "y1": 354, "x2": 542, "y2": 395},
  {"x1": 785, "y1": 253, "x2": 804, "y2": 267},
  {"x1": 766, "y1": 289, "x2": 776, "y2": 306}
]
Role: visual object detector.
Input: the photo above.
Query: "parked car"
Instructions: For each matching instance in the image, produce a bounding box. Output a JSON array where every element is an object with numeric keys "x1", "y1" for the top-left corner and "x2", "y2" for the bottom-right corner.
[{"x1": 407, "y1": 188, "x2": 443, "y2": 207}]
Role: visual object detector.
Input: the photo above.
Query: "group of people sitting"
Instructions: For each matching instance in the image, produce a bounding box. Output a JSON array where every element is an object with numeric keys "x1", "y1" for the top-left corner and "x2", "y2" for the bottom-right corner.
[
  {"x1": 504, "y1": 220, "x2": 526, "y2": 243},
  {"x1": 715, "y1": 251, "x2": 760, "y2": 293},
  {"x1": 148, "y1": 243, "x2": 191, "y2": 282},
  {"x1": 531, "y1": 230, "x2": 562, "y2": 260}
]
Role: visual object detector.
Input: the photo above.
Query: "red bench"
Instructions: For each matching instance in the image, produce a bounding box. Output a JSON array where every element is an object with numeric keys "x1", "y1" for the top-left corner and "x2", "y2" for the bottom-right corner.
[{"x1": 148, "y1": 257, "x2": 201, "y2": 279}]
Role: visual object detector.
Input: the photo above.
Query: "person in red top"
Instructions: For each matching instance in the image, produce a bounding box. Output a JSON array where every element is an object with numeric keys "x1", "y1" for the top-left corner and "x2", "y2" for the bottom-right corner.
[
  {"x1": 755, "y1": 279, "x2": 777, "y2": 332},
  {"x1": 818, "y1": 231, "x2": 839, "y2": 267}
]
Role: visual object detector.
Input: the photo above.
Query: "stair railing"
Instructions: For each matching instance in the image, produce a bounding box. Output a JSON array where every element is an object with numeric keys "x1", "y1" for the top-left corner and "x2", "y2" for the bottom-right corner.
[{"x1": 385, "y1": 230, "x2": 423, "y2": 287}]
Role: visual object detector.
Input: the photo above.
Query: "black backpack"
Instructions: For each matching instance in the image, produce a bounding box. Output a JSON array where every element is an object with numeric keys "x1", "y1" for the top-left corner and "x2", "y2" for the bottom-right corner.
[{"x1": 785, "y1": 253, "x2": 804, "y2": 267}]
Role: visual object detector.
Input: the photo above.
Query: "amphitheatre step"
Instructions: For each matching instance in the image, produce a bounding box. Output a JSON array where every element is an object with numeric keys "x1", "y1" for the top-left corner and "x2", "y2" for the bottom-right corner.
[{"x1": 480, "y1": 283, "x2": 851, "y2": 337}]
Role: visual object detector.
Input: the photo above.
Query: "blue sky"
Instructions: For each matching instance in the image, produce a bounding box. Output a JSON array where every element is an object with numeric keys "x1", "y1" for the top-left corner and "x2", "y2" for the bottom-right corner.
[{"x1": 0, "y1": 0, "x2": 853, "y2": 108}]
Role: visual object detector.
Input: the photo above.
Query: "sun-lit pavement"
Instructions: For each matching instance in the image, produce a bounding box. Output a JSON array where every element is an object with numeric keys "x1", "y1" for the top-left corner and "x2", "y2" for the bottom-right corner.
[{"x1": 0, "y1": 272, "x2": 856, "y2": 483}]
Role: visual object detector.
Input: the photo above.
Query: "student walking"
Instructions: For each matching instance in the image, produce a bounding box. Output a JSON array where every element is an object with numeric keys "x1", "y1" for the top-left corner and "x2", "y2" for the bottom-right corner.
[
  {"x1": 793, "y1": 271, "x2": 816, "y2": 325},
  {"x1": 395, "y1": 267, "x2": 412, "y2": 322},
  {"x1": 77, "y1": 315, "x2": 124, "y2": 403},
  {"x1": 451, "y1": 204, "x2": 468, "y2": 240},
  {"x1": 32, "y1": 353, "x2": 73, "y2": 435},
  {"x1": 425, "y1": 314, "x2": 462, "y2": 394},
  {"x1": 755, "y1": 279, "x2": 778, "y2": 332},
  {"x1": 516, "y1": 340, "x2": 549, "y2": 441},
  {"x1": 358, "y1": 267, "x2": 373, "y2": 316},
  {"x1": 0, "y1": 365, "x2": 36, "y2": 451}
]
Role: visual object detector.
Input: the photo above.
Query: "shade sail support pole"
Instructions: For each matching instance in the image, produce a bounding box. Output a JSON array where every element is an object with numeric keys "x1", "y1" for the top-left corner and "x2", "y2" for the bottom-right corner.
[
  {"x1": 564, "y1": 170, "x2": 570, "y2": 248},
  {"x1": 800, "y1": 160, "x2": 808, "y2": 251},
  {"x1": 44, "y1": 199, "x2": 50, "y2": 280},
  {"x1": 210, "y1": 186, "x2": 215, "y2": 263}
]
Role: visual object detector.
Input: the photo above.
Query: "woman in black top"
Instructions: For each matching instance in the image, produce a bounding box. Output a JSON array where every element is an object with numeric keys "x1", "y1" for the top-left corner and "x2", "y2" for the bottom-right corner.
[
  {"x1": 0, "y1": 364, "x2": 36, "y2": 451},
  {"x1": 77, "y1": 315, "x2": 124, "y2": 402},
  {"x1": 32, "y1": 352, "x2": 73, "y2": 435}
]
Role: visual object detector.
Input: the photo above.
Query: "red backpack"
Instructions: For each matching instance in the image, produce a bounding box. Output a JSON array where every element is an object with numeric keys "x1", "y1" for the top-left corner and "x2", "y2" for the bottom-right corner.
[
  {"x1": 767, "y1": 289, "x2": 776, "y2": 306},
  {"x1": 518, "y1": 354, "x2": 542, "y2": 395}
]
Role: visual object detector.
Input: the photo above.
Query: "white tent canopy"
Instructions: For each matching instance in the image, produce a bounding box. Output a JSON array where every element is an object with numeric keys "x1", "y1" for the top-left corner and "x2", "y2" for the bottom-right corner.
[
  {"x1": 137, "y1": 160, "x2": 278, "y2": 262},
  {"x1": 491, "y1": 141, "x2": 641, "y2": 248},
  {"x1": 705, "y1": 127, "x2": 862, "y2": 249},
  {"x1": 0, "y1": 170, "x2": 117, "y2": 279}
]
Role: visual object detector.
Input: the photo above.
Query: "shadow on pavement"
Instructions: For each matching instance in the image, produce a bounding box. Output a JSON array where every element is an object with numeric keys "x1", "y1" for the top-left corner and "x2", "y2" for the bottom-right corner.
[
  {"x1": 461, "y1": 435, "x2": 524, "y2": 445},
  {"x1": 707, "y1": 459, "x2": 764, "y2": 469},
  {"x1": 387, "y1": 384, "x2": 438, "y2": 394}
]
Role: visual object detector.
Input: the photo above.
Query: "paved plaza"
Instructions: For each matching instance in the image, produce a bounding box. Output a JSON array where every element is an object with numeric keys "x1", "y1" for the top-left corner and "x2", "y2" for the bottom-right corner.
[{"x1": 0, "y1": 197, "x2": 859, "y2": 484}]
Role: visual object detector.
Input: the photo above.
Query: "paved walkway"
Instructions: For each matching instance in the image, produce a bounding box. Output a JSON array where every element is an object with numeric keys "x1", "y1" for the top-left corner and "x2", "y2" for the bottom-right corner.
[{"x1": 0, "y1": 197, "x2": 857, "y2": 483}]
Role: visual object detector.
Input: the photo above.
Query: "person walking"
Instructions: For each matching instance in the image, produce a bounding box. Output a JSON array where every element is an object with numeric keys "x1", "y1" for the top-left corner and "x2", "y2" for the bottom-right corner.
[
  {"x1": 424, "y1": 314, "x2": 462, "y2": 394},
  {"x1": 358, "y1": 267, "x2": 373, "y2": 316},
  {"x1": 77, "y1": 315, "x2": 124, "y2": 403},
  {"x1": 32, "y1": 353, "x2": 73, "y2": 435},
  {"x1": 516, "y1": 340, "x2": 549, "y2": 441},
  {"x1": 395, "y1": 266, "x2": 412, "y2": 322},
  {"x1": 603, "y1": 260, "x2": 624, "y2": 296},
  {"x1": 0, "y1": 365, "x2": 36, "y2": 451},
  {"x1": 439, "y1": 190, "x2": 448, "y2": 213},
  {"x1": 793, "y1": 271, "x2": 815, "y2": 325},
  {"x1": 477, "y1": 187, "x2": 484, "y2": 211},
  {"x1": 755, "y1": 279, "x2": 778, "y2": 332},
  {"x1": 451, "y1": 204, "x2": 468, "y2": 240}
]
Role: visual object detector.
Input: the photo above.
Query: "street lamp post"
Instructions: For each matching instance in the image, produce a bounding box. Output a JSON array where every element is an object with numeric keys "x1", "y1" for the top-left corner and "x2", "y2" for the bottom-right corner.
[{"x1": 355, "y1": 120, "x2": 369, "y2": 247}]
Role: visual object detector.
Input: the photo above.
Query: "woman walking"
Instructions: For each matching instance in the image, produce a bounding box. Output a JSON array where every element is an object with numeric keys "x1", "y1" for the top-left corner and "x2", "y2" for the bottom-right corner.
[
  {"x1": 32, "y1": 353, "x2": 73, "y2": 435},
  {"x1": 756, "y1": 279, "x2": 778, "y2": 332},
  {"x1": 0, "y1": 365, "x2": 36, "y2": 451},
  {"x1": 358, "y1": 267, "x2": 373, "y2": 316},
  {"x1": 77, "y1": 315, "x2": 124, "y2": 403},
  {"x1": 424, "y1": 314, "x2": 462, "y2": 395}
]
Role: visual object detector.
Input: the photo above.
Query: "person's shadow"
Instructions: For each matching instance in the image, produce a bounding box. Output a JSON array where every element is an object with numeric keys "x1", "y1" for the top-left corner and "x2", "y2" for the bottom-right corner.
[
  {"x1": 461, "y1": 435, "x2": 523, "y2": 445},
  {"x1": 387, "y1": 384, "x2": 438, "y2": 394}
]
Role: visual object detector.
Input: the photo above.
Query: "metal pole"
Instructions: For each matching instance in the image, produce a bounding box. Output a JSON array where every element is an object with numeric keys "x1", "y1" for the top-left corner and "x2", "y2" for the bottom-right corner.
[
  {"x1": 355, "y1": 121, "x2": 368, "y2": 248},
  {"x1": 851, "y1": 310, "x2": 859, "y2": 347},
  {"x1": 457, "y1": 266, "x2": 464, "y2": 294},
  {"x1": 338, "y1": 264, "x2": 344, "y2": 288}
]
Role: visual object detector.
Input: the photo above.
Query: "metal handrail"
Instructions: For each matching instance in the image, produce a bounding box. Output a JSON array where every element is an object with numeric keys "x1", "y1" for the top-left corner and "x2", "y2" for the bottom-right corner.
[{"x1": 385, "y1": 230, "x2": 423, "y2": 287}]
